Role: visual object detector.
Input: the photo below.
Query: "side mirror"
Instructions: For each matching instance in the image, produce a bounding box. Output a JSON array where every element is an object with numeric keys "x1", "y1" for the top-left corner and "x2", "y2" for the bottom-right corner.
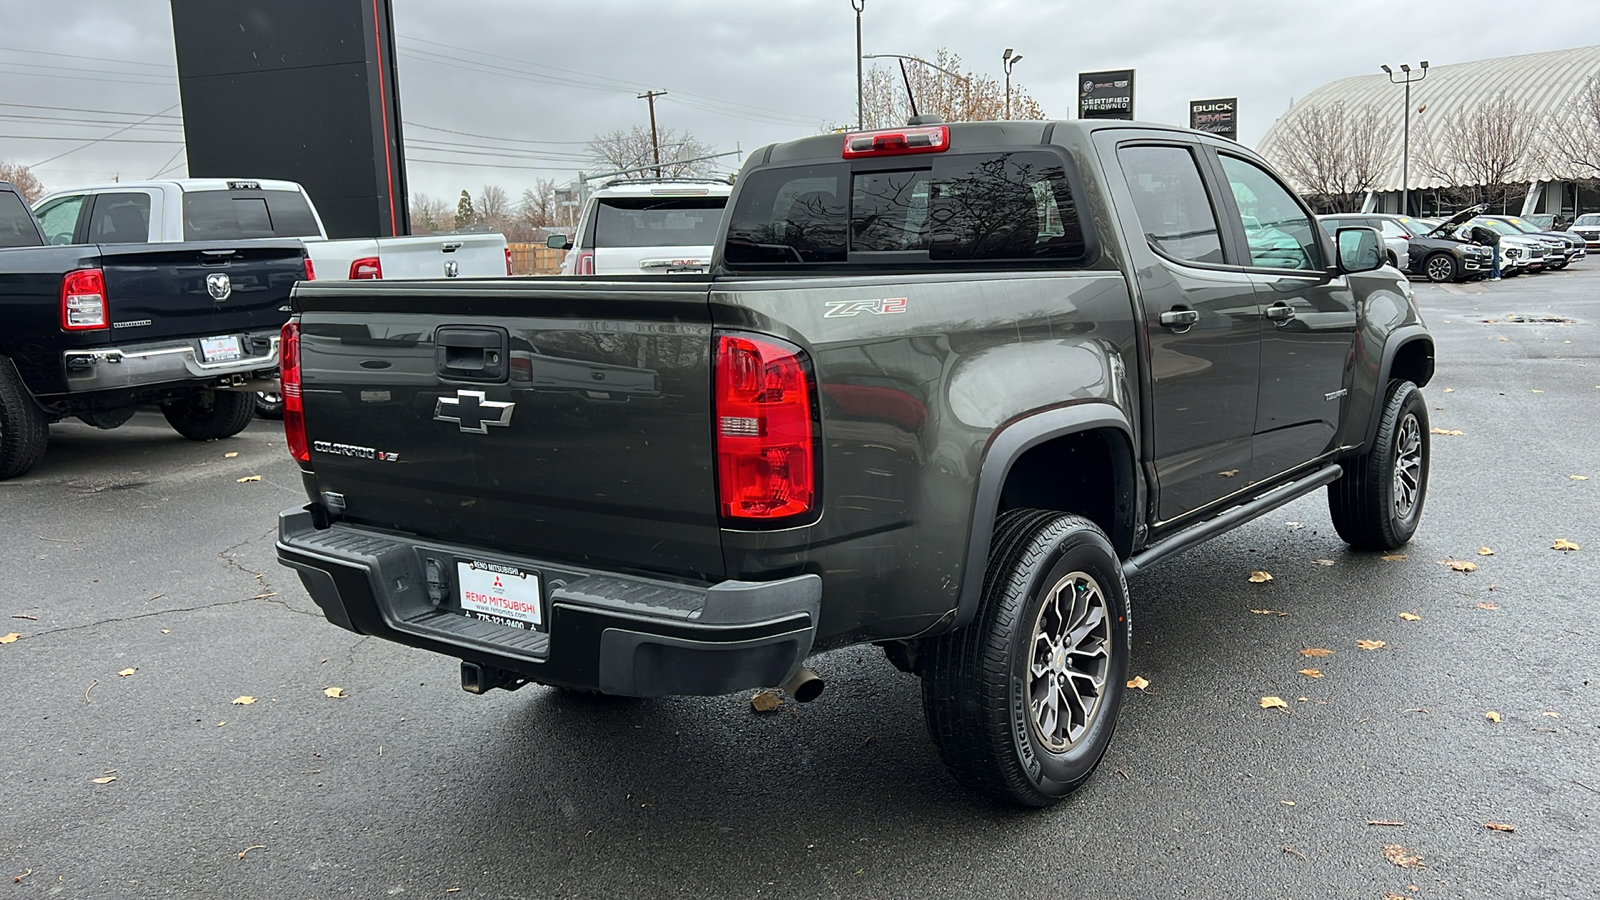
[
  {"x1": 546, "y1": 233, "x2": 571, "y2": 250},
  {"x1": 1336, "y1": 226, "x2": 1384, "y2": 274}
]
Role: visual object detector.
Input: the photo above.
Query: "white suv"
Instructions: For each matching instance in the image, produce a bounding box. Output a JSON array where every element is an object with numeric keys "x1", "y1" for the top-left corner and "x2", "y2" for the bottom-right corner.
[{"x1": 549, "y1": 178, "x2": 732, "y2": 276}]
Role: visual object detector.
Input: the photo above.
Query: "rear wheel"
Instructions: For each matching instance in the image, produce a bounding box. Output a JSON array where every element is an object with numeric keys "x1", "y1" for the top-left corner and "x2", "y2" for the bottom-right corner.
[
  {"x1": 922, "y1": 511, "x2": 1130, "y2": 807},
  {"x1": 1328, "y1": 380, "x2": 1429, "y2": 550},
  {"x1": 0, "y1": 355, "x2": 50, "y2": 480},
  {"x1": 1424, "y1": 253, "x2": 1458, "y2": 283},
  {"x1": 77, "y1": 408, "x2": 136, "y2": 430},
  {"x1": 254, "y1": 390, "x2": 283, "y2": 420},
  {"x1": 161, "y1": 390, "x2": 256, "y2": 441}
]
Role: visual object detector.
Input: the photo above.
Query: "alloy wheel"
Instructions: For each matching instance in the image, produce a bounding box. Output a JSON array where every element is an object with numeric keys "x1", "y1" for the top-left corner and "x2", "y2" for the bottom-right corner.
[
  {"x1": 1026, "y1": 571, "x2": 1111, "y2": 752},
  {"x1": 1392, "y1": 413, "x2": 1423, "y2": 520},
  {"x1": 1426, "y1": 256, "x2": 1454, "y2": 282}
]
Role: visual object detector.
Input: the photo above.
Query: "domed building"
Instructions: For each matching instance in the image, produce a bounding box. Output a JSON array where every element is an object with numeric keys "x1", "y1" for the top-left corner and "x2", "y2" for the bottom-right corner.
[{"x1": 1256, "y1": 44, "x2": 1600, "y2": 219}]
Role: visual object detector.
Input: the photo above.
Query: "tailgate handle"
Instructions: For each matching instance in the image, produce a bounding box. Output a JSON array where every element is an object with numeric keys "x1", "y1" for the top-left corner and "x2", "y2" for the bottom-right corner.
[{"x1": 435, "y1": 326, "x2": 509, "y2": 383}]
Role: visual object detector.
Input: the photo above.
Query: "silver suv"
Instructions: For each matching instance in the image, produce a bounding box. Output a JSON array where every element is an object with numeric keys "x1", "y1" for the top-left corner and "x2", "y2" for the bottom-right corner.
[{"x1": 548, "y1": 178, "x2": 733, "y2": 276}]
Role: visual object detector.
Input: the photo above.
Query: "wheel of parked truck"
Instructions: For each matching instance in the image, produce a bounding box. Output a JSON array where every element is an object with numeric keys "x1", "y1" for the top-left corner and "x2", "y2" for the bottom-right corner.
[
  {"x1": 1328, "y1": 380, "x2": 1429, "y2": 551},
  {"x1": 160, "y1": 390, "x2": 256, "y2": 441},
  {"x1": 1424, "y1": 253, "x2": 1458, "y2": 283},
  {"x1": 921, "y1": 510, "x2": 1130, "y2": 807},
  {"x1": 76, "y1": 408, "x2": 136, "y2": 430},
  {"x1": 254, "y1": 390, "x2": 284, "y2": 420},
  {"x1": 0, "y1": 355, "x2": 51, "y2": 481}
]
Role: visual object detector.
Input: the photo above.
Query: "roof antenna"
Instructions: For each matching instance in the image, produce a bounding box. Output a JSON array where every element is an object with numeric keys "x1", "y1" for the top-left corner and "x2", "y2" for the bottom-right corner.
[{"x1": 898, "y1": 58, "x2": 920, "y2": 121}]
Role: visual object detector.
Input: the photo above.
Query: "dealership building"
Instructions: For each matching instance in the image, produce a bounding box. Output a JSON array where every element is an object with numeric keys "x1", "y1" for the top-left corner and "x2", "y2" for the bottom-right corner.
[{"x1": 1256, "y1": 44, "x2": 1600, "y2": 218}]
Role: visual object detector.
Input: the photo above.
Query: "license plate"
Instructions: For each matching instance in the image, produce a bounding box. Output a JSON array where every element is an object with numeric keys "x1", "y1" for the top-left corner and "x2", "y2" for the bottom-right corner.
[
  {"x1": 200, "y1": 335, "x2": 242, "y2": 363},
  {"x1": 456, "y1": 561, "x2": 543, "y2": 630},
  {"x1": 667, "y1": 266, "x2": 706, "y2": 274}
]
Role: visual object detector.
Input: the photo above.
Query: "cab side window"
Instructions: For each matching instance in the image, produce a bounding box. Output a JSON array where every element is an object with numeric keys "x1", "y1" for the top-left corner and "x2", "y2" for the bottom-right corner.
[
  {"x1": 1218, "y1": 155, "x2": 1323, "y2": 271},
  {"x1": 34, "y1": 195, "x2": 86, "y2": 245},
  {"x1": 87, "y1": 192, "x2": 153, "y2": 245},
  {"x1": 1116, "y1": 145, "x2": 1224, "y2": 265}
]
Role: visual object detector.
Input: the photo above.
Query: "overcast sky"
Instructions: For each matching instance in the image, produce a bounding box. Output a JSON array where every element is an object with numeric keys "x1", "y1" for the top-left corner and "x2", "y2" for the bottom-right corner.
[{"x1": 2, "y1": 0, "x2": 1596, "y2": 205}]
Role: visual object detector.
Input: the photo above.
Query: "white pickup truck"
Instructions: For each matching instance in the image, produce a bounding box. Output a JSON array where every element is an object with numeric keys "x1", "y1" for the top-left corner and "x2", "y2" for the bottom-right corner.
[{"x1": 31, "y1": 178, "x2": 511, "y2": 281}]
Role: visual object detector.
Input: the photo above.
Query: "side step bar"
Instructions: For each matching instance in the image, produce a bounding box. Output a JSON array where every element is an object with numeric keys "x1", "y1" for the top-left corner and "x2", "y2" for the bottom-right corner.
[{"x1": 1122, "y1": 463, "x2": 1344, "y2": 578}]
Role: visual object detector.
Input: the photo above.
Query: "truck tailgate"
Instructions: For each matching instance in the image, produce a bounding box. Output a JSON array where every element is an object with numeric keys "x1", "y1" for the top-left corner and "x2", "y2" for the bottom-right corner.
[
  {"x1": 293, "y1": 278, "x2": 723, "y2": 580},
  {"x1": 98, "y1": 240, "x2": 305, "y2": 341}
]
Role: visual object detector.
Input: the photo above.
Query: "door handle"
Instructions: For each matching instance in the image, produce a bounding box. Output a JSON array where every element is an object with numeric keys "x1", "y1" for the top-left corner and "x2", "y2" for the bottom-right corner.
[
  {"x1": 1263, "y1": 303, "x2": 1296, "y2": 323},
  {"x1": 1158, "y1": 309, "x2": 1200, "y2": 329},
  {"x1": 435, "y1": 326, "x2": 510, "y2": 382}
]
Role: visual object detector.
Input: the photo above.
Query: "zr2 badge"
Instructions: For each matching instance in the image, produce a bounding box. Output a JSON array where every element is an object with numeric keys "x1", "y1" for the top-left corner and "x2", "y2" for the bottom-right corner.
[{"x1": 824, "y1": 297, "x2": 908, "y2": 318}]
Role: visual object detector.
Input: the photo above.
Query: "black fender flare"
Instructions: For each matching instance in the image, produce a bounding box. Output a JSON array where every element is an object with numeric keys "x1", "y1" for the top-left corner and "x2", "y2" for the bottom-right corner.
[
  {"x1": 952, "y1": 402, "x2": 1137, "y2": 630},
  {"x1": 1362, "y1": 326, "x2": 1433, "y2": 450}
]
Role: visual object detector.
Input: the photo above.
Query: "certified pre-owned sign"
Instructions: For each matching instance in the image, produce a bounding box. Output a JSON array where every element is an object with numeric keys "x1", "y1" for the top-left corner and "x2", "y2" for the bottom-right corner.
[
  {"x1": 1079, "y1": 69, "x2": 1135, "y2": 120},
  {"x1": 1190, "y1": 98, "x2": 1239, "y2": 140}
]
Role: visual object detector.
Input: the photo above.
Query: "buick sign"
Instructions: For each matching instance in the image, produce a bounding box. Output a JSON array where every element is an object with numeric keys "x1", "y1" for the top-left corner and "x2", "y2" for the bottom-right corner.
[{"x1": 206, "y1": 273, "x2": 232, "y2": 301}]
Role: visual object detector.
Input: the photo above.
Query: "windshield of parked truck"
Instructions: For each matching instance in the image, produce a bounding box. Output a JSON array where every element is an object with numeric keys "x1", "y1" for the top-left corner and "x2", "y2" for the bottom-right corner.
[
  {"x1": 593, "y1": 197, "x2": 725, "y2": 248},
  {"x1": 1575, "y1": 214, "x2": 1600, "y2": 227},
  {"x1": 182, "y1": 189, "x2": 321, "y2": 241},
  {"x1": 1497, "y1": 217, "x2": 1542, "y2": 234}
]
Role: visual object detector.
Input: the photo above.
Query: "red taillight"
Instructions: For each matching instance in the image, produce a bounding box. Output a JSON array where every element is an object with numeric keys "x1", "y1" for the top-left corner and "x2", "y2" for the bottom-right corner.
[
  {"x1": 842, "y1": 125, "x2": 950, "y2": 159},
  {"x1": 349, "y1": 257, "x2": 382, "y2": 280},
  {"x1": 280, "y1": 320, "x2": 310, "y2": 467},
  {"x1": 575, "y1": 250, "x2": 595, "y2": 276},
  {"x1": 715, "y1": 333, "x2": 815, "y2": 521},
  {"x1": 60, "y1": 268, "x2": 108, "y2": 330},
  {"x1": 504, "y1": 247, "x2": 514, "y2": 276},
  {"x1": 303, "y1": 257, "x2": 316, "y2": 281}
]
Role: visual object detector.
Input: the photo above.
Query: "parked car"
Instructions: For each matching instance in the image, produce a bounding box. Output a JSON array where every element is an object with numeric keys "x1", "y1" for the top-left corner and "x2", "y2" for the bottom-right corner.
[
  {"x1": 275, "y1": 118, "x2": 1433, "y2": 807},
  {"x1": 1520, "y1": 213, "x2": 1567, "y2": 230},
  {"x1": 1570, "y1": 213, "x2": 1600, "y2": 251},
  {"x1": 0, "y1": 180, "x2": 307, "y2": 480},
  {"x1": 1461, "y1": 216, "x2": 1567, "y2": 271},
  {"x1": 1479, "y1": 214, "x2": 1585, "y2": 267},
  {"x1": 1423, "y1": 216, "x2": 1542, "y2": 276},
  {"x1": 34, "y1": 179, "x2": 511, "y2": 418},
  {"x1": 1330, "y1": 211, "x2": 1488, "y2": 282},
  {"x1": 548, "y1": 178, "x2": 732, "y2": 275},
  {"x1": 1317, "y1": 214, "x2": 1408, "y2": 271}
]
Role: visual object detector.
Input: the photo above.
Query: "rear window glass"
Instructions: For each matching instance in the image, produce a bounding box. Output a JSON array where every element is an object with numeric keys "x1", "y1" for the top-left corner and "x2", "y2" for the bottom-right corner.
[
  {"x1": 182, "y1": 189, "x2": 321, "y2": 240},
  {"x1": 0, "y1": 191, "x2": 41, "y2": 247},
  {"x1": 592, "y1": 197, "x2": 725, "y2": 248},
  {"x1": 87, "y1": 192, "x2": 152, "y2": 244},
  {"x1": 724, "y1": 151, "x2": 1087, "y2": 267}
]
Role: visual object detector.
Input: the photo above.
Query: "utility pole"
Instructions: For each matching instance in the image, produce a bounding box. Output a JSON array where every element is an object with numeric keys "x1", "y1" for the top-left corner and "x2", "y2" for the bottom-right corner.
[
  {"x1": 1381, "y1": 61, "x2": 1428, "y2": 216},
  {"x1": 1002, "y1": 48, "x2": 1023, "y2": 120},
  {"x1": 851, "y1": 0, "x2": 866, "y2": 130},
  {"x1": 638, "y1": 90, "x2": 667, "y2": 178}
]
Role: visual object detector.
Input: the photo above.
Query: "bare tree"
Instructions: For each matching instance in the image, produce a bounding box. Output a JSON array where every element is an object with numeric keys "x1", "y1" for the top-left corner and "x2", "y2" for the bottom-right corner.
[
  {"x1": 408, "y1": 192, "x2": 452, "y2": 234},
  {"x1": 0, "y1": 160, "x2": 46, "y2": 204},
  {"x1": 1263, "y1": 101, "x2": 1384, "y2": 213},
  {"x1": 1544, "y1": 74, "x2": 1600, "y2": 181},
  {"x1": 1419, "y1": 90, "x2": 1537, "y2": 208},
  {"x1": 587, "y1": 126, "x2": 715, "y2": 179},
  {"x1": 859, "y1": 48, "x2": 1044, "y2": 130},
  {"x1": 475, "y1": 184, "x2": 513, "y2": 234}
]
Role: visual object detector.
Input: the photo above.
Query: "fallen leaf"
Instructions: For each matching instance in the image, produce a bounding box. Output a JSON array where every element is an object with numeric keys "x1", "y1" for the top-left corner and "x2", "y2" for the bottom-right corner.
[
  {"x1": 160, "y1": 629, "x2": 170, "y2": 634},
  {"x1": 1312, "y1": 559, "x2": 1335, "y2": 566},
  {"x1": 1443, "y1": 387, "x2": 1454, "y2": 393},
  {"x1": 1248, "y1": 571, "x2": 1273, "y2": 584},
  {"x1": 91, "y1": 776, "x2": 116, "y2": 785},
  {"x1": 1440, "y1": 559, "x2": 1477, "y2": 572},
  {"x1": 1477, "y1": 547, "x2": 1495, "y2": 556},
  {"x1": 446, "y1": 890, "x2": 461, "y2": 895},
  {"x1": 1300, "y1": 647, "x2": 1334, "y2": 658},
  {"x1": 236, "y1": 845, "x2": 266, "y2": 860},
  {"x1": 1498, "y1": 337, "x2": 1508, "y2": 342},
  {"x1": 1219, "y1": 469, "x2": 1239, "y2": 477},
  {"x1": 1485, "y1": 710, "x2": 1502, "y2": 723},
  {"x1": 1260, "y1": 696, "x2": 1290, "y2": 710},
  {"x1": 1543, "y1": 711, "x2": 1560, "y2": 719},
  {"x1": 1551, "y1": 539, "x2": 1580, "y2": 552},
  {"x1": 1356, "y1": 640, "x2": 1386, "y2": 650},
  {"x1": 1398, "y1": 612, "x2": 1421, "y2": 622},
  {"x1": 1430, "y1": 428, "x2": 1465, "y2": 436},
  {"x1": 1484, "y1": 822, "x2": 1517, "y2": 833},
  {"x1": 236, "y1": 475, "x2": 262, "y2": 483},
  {"x1": 1477, "y1": 602, "x2": 1500, "y2": 610},
  {"x1": 232, "y1": 696, "x2": 257, "y2": 705},
  {"x1": 1297, "y1": 669, "x2": 1324, "y2": 678},
  {"x1": 0, "y1": 632, "x2": 19, "y2": 644},
  {"x1": 1381, "y1": 554, "x2": 1407, "y2": 561},
  {"x1": 1368, "y1": 820, "x2": 1406, "y2": 827},
  {"x1": 1572, "y1": 475, "x2": 1590, "y2": 481},
  {"x1": 224, "y1": 451, "x2": 239, "y2": 458},
  {"x1": 12, "y1": 869, "x2": 32, "y2": 884},
  {"x1": 1250, "y1": 608, "x2": 1288, "y2": 616},
  {"x1": 1531, "y1": 390, "x2": 1544, "y2": 393},
  {"x1": 750, "y1": 689, "x2": 782, "y2": 713},
  {"x1": 323, "y1": 687, "x2": 347, "y2": 699},
  {"x1": 217, "y1": 721, "x2": 226, "y2": 727},
  {"x1": 117, "y1": 667, "x2": 137, "y2": 677},
  {"x1": 1382, "y1": 843, "x2": 1426, "y2": 868},
  {"x1": 1126, "y1": 676, "x2": 1150, "y2": 691}
]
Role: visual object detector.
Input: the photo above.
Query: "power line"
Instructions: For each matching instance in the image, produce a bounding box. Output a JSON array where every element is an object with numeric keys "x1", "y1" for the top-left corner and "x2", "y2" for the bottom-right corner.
[
  {"x1": 0, "y1": 44, "x2": 173, "y2": 70},
  {"x1": 0, "y1": 57, "x2": 176, "y2": 82},
  {"x1": 0, "y1": 102, "x2": 181, "y2": 120},
  {"x1": 406, "y1": 157, "x2": 588, "y2": 173},
  {"x1": 150, "y1": 147, "x2": 185, "y2": 179},
  {"x1": 29, "y1": 104, "x2": 183, "y2": 167},
  {"x1": 0, "y1": 113, "x2": 183, "y2": 130},
  {"x1": 408, "y1": 122, "x2": 592, "y2": 145},
  {"x1": 5, "y1": 135, "x2": 184, "y2": 145},
  {"x1": 0, "y1": 64, "x2": 177, "y2": 88}
]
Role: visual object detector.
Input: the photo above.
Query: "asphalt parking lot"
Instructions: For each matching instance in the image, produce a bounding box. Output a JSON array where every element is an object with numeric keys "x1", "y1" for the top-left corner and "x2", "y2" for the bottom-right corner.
[{"x1": 2, "y1": 265, "x2": 1595, "y2": 900}]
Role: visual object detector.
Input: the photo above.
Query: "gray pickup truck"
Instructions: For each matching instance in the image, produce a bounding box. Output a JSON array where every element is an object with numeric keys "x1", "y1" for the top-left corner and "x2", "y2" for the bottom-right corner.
[{"x1": 275, "y1": 119, "x2": 1434, "y2": 806}]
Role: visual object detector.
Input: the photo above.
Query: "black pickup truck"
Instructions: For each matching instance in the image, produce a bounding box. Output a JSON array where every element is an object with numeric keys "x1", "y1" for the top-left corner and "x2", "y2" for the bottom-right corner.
[
  {"x1": 275, "y1": 120, "x2": 1434, "y2": 806},
  {"x1": 0, "y1": 180, "x2": 307, "y2": 479}
]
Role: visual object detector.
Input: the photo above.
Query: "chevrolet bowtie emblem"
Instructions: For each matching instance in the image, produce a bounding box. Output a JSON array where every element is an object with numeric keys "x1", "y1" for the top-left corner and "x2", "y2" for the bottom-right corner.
[{"x1": 434, "y1": 390, "x2": 514, "y2": 433}]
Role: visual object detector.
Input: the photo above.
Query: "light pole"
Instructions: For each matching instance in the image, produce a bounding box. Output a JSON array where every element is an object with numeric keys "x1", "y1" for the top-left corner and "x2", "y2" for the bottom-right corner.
[
  {"x1": 1381, "y1": 60, "x2": 1428, "y2": 216},
  {"x1": 851, "y1": 0, "x2": 865, "y2": 130},
  {"x1": 1002, "y1": 48, "x2": 1023, "y2": 120}
]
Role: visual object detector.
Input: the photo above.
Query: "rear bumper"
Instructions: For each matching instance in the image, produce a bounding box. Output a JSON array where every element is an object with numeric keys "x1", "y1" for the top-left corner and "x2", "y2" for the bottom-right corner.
[
  {"x1": 274, "y1": 506, "x2": 820, "y2": 697},
  {"x1": 62, "y1": 331, "x2": 280, "y2": 392}
]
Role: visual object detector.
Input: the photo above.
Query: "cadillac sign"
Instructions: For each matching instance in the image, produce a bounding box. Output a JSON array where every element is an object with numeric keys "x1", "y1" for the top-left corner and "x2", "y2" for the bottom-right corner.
[
  {"x1": 1078, "y1": 69, "x2": 1135, "y2": 120},
  {"x1": 1190, "y1": 98, "x2": 1239, "y2": 140}
]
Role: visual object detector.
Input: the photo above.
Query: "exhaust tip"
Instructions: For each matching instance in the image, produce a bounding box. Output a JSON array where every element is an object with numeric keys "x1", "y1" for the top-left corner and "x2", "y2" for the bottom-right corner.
[{"x1": 781, "y1": 666, "x2": 825, "y2": 703}]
